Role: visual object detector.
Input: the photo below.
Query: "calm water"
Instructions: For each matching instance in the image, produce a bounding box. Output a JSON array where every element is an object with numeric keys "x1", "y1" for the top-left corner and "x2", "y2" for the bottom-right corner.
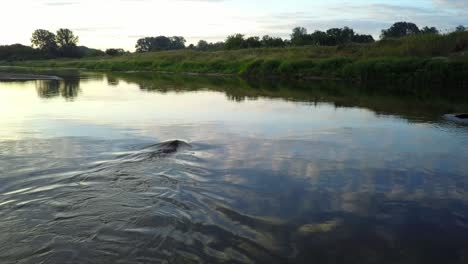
[{"x1": 1, "y1": 70, "x2": 468, "y2": 264}]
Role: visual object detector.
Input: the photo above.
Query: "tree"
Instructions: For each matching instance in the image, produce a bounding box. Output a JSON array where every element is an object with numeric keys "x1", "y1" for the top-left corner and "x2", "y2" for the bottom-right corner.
[
  {"x1": 136, "y1": 37, "x2": 153, "y2": 52},
  {"x1": 55, "y1": 29, "x2": 80, "y2": 57},
  {"x1": 381, "y1": 22, "x2": 420, "y2": 39},
  {"x1": 456, "y1": 25, "x2": 466, "y2": 32},
  {"x1": 291, "y1": 27, "x2": 309, "y2": 46},
  {"x1": 105, "y1": 48, "x2": 126, "y2": 56},
  {"x1": 169, "y1": 36, "x2": 186, "y2": 50},
  {"x1": 210, "y1": 42, "x2": 225, "y2": 51},
  {"x1": 56, "y1": 28, "x2": 79, "y2": 48},
  {"x1": 196, "y1": 40, "x2": 209, "y2": 51},
  {"x1": 326, "y1": 27, "x2": 355, "y2": 45},
  {"x1": 352, "y1": 34, "x2": 375, "y2": 43},
  {"x1": 261, "y1": 35, "x2": 285, "y2": 48},
  {"x1": 0, "y1": 44, "x2": 42, "y2": 61},
  {"x1": 421, "y1": 26, "x2": 439, "y2": 34},
  {"x1": 225, "y1": 34, "x2": 246, "y2": 50},
  {"x1": 309, "y1": 30, "x2": 329, "y2": 45},
  {"x1": 151, "y1": 36, "x2": 171, "y2": 51},
  {"x1": 135, "y1": 36, "x2": 184, "y2": 52},
  {"x1": 56, "y1": 28, "x2": 79, "y2": 56},
  {"x1": 31, "y1": 29, "x2": 57, "y2": 54},
  {"x1": 245, "y1": 36, "x2": 262, "y2": 48}
]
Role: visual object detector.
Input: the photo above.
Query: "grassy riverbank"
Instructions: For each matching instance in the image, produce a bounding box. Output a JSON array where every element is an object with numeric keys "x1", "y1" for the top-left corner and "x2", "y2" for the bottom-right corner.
[{"x1": 2, "y1": 31, "x2": 468, "y2": 85}]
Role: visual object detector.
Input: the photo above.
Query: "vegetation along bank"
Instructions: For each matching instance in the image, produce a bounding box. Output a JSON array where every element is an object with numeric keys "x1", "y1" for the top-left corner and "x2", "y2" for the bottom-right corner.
[{"x1": 1, "y1": 22, "x2": 468, "y2": 86}]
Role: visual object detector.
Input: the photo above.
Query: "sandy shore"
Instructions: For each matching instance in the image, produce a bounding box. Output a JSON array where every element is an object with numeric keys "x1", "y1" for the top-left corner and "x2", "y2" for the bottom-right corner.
[{"x1": 0, "y1": 73, "x2": 62, "y2": 81}]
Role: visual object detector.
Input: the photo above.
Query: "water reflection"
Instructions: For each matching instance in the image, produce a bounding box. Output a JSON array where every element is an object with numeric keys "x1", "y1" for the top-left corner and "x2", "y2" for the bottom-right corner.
[
  {"x1": 1, "y1": 69, "x2": 468, "y2": 263},
  {"x1": 106, "y1": 76, "x2": 119, "y2": 86},
  {"x1": 35, "y1": 78, "x2": 80, "y2": 100},
  {"x1": 108, "y1": 72, "x2": 468, "y2": 122},
  {"x1": 0, "y1": 136, "x2": 467, "y2": 263},
  {"x1": 4, "y1": 68, "x2": 466, "y2": 122}
]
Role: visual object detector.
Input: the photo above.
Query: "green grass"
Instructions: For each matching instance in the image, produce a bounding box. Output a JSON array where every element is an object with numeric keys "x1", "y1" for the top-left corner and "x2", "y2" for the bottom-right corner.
[{"x1": 2, "y1": 31, "x2": 468, "y2": 84}]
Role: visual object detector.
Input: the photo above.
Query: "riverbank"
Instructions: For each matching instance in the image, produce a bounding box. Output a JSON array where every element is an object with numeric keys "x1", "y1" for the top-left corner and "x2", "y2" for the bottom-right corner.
[{"x1": 2, "y1": 31, "x2": 468, "y2": 85}]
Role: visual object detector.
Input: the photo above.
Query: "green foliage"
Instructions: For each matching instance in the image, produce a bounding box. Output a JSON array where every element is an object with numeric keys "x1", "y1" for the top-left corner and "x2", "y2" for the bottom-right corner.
[
  {"x1": 225, "y1": 34, "x2": 247, "y2": 50},
  {"x1": 0, "y1": 44, "x2": 42, "y2": 61},
  {"x1": 421, "y1": 26, "x2": 439, "y2": 34},
  {"x1": 56, "y1": 28, "x2": 79, "y2": 48},
  {"x1": 29, "y1": 28, "x2": 82, "y2": 58},
  {"x1": 291, "y1": 27, "x2": 374, "y2": 46},
  {"x1": 196, "y1": 40, "x2": 209, "y2": 51},
  {"x1": 135, "y1": 36, "x2": 186, "y2": 52},
  {"x1": 31, "y1": 29, "x2": 57, "y2": 54},
  {"x1": 291, "y1": 27, "x2": 309, "y2": 46},
  {"x1": 105, "y1": 48, "x2": 126, "y2": 56},
  {"x1": 381, "y1": 22, "x2": 420, "y2": 39},
  {"x1": 245, "y1": 37, "x2": 262, "y2": 48},
  {"x1": 261, "y1": 35, "x2": 285, "y2": 48},
  {"x1": 4, "y1": 31, "x2": 468, "y2": 86}
]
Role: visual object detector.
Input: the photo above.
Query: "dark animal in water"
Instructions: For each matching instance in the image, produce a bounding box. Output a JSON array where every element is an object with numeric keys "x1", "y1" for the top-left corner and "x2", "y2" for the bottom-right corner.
[
  {"x1": 124, "y1": 140, "x2": 192, "y2": 161},
  {"x1": 146, "y1": 140, "x2": 192, "y2": 154},
  {"x1": 85, "y1": 140, "x2": 192, "y2": 172}
]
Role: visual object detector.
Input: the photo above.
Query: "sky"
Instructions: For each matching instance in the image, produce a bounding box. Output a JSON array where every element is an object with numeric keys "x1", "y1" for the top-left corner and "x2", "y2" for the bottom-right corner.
[{"x1": 0, "y1": 0, "x2": 467, "y2": 51}]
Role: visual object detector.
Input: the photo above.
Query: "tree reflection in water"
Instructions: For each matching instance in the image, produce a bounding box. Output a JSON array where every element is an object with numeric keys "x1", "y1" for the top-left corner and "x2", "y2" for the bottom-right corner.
[{"x1": 35, "y1": 78, "x2": 80, "y2": 100}]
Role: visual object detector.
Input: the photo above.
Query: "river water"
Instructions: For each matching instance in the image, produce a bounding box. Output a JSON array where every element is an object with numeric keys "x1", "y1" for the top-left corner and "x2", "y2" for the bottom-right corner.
[{"x1": 1, "y1": 70, "x2": 468, "y2": 263}]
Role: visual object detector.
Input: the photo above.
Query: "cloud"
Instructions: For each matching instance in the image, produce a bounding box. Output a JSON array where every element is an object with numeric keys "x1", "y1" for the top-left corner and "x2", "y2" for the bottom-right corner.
[
  {"x1": 247, "y1": 2, "x2": 466, "y2": 39},
  {"x1": 434, "y1": 0, "x2": 467, "y2": 7}
]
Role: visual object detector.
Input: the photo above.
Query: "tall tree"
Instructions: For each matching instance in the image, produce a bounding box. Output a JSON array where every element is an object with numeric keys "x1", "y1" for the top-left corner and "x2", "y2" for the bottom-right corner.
[
  {"x1": 196, "y1": 40, "x2": 209, "y2": 51},
  {"x1": 381, "y1": 22, "x2": 420, "y2": 39},
  {"x1": 309, "y1": 30, "x2": 329, "y2": 45},
  {"x1": 135, "y1": 37, "x2": 153, "y2": 52},
  {"x1": 56, "y1": 29, "x2": 79, "y2": 48},
  {"x1": 326, "y1": 27, "x2": 355, "y2": 45},
  {"x1": 169, "y1": 36, "x2": 186, "y2": 50},
  {"x1": 152, "y1": 36, "x2": 171, "y2": 51},
  {"x1": 31, "y1": 29, "x2": 57, "y2": 54},
  {"x1": 291, "y1": 27, "x2": 309, "y2": 46},
  {"x1": 56, "y1": 29, "x2": 80, "y2": 57}
]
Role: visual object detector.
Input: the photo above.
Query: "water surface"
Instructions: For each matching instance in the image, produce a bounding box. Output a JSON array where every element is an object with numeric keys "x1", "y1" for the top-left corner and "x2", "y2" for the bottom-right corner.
[{"x1": 1, "y1": 70, "x2": 468, "y2": 263}]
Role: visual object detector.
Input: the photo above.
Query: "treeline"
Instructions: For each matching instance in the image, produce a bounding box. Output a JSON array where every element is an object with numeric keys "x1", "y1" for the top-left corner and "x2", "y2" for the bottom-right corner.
[
  {"x1": 134, "y1": 26, "x2": 376, "y2": 52},
  {"x1": 0, "y1": 44, "x2": 104, "y2": 61},
  {"x1": 0, "y1": 28, "x2": 105, "y2": 61},
  {"x1": 288, "y1": 27, "x2": 374, "y2": 47},
  {"x1": 135, "y1": 22, "x2": 466, "y2": 53},
  {"x1": 135, "y1": 36, "x2": 187, "y2": 52},
  {"x1": 1, "y1": 22, "x2": 467, "y2": 61},
  {"x1": 31, "y1": 29, "x2": 81, "y2": 57},
  {"x1": 0, "y1": 28, "x2": 132, "y2": 61}
]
